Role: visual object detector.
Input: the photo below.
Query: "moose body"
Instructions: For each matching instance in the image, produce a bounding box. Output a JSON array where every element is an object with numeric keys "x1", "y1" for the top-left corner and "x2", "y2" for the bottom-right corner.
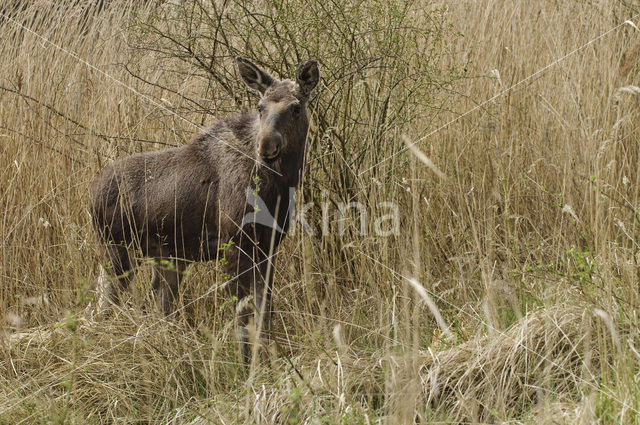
[{"x1": 90, "y1": 57, "x2": 319, "y2": 358}]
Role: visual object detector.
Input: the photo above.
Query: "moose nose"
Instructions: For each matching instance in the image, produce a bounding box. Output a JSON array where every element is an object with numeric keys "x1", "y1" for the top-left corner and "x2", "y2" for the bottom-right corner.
[{"x1": 259, "y1": 131, "x2": 283, "y2": 161}]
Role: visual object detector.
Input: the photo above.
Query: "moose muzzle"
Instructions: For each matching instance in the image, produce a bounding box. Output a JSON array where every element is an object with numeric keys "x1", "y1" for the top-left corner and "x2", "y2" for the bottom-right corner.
[{"x1": 258, "y1": 129, "x2": 283, "y2": 162}]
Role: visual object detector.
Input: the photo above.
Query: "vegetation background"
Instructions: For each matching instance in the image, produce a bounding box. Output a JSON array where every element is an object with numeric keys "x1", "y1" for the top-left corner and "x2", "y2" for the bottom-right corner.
[{"x1": 2, "y1": 0, "x2": 640, "y2": 423}]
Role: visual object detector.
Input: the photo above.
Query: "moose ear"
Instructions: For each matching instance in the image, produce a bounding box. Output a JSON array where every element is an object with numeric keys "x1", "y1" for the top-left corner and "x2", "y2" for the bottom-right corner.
[
  {"x1": 296, "y1": 59, "x2": 319, "y2": 98},
  {"x1": 236, "y1": 56, "x2": 276, "y2": 94}
]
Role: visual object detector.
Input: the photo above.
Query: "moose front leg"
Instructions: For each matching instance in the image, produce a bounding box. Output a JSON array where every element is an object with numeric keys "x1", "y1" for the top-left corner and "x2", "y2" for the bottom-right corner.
[{"x1": 230, "y1": 252, "x2": 274, "y2": 364}]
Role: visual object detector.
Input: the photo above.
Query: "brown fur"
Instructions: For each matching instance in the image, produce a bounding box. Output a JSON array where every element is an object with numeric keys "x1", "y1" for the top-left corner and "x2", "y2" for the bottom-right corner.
[{"x1": 89, "y1": 57, "x2": 319, "y2": 360}]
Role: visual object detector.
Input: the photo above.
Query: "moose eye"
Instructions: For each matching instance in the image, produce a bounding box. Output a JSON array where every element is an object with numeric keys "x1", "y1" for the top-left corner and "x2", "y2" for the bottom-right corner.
[
  {"x1": 257, "y1": 104, "x2": 265, "y2": 115},
  {"x1": 291, "y1": 103, "x2": 301, "y2": 115}
]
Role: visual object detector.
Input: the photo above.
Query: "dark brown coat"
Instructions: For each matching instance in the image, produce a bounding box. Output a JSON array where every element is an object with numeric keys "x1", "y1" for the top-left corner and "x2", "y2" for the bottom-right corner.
[{"x1": 89, "y1": 57, "x2": 319, "y2": 360}]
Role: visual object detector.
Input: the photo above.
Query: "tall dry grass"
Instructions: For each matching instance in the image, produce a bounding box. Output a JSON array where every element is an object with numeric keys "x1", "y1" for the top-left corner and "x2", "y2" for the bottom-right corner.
[{"x1": 1, "y1": 0, "x2": 640, "y2": 423}]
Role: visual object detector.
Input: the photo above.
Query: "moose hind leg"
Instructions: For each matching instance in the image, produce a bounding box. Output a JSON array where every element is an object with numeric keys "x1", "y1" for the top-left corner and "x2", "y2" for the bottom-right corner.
[
  {"x1": 90, "y1": 244, "x2": 136, "y2": 318},
  {"x1": 151, "y1": 260, "x2": 185, "y2": 316}
]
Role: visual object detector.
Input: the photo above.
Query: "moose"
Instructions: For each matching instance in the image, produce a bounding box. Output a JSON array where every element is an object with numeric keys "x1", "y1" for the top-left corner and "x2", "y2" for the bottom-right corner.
[{"x1": 89, "y1": 57, "x2": 320, "y2": 360}]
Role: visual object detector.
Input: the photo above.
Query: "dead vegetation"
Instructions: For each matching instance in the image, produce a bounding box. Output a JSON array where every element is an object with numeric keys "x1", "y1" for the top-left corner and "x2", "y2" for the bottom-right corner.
[{"x1": 2, "y1": 0, "x2": 640, "y2": 423}]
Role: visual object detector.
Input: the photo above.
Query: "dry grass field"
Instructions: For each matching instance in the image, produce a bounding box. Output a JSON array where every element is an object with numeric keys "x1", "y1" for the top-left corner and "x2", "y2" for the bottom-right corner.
[{"x1": 2, "y1": 0, "x2": 640, "y2": 423}]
